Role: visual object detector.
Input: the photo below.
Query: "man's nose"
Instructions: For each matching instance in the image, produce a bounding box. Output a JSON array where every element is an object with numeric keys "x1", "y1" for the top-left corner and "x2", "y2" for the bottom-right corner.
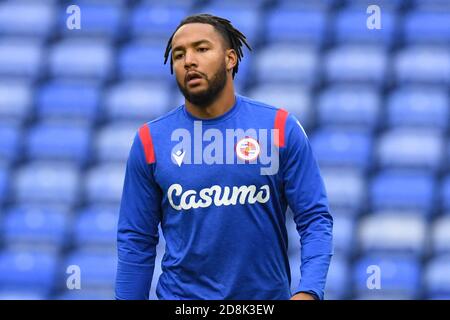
[{"x1": 184, "y1": 50, "x2": 198, "y2": 69}]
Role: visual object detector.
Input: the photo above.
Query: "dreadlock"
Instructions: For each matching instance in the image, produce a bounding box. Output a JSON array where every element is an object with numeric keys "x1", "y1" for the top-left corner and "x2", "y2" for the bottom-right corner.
[{"x1": 164, "y1": 13, "x2": 252, "y2": 78}]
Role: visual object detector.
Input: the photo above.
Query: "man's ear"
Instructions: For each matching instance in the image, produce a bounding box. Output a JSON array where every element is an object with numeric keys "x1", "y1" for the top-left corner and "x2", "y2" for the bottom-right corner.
[{"x1": 225, "y1": 49, "x2": 237, "y2": 72}]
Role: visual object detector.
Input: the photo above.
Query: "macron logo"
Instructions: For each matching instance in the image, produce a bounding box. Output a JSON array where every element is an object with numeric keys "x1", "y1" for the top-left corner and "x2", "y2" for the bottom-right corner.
[{"x1": 172, "y1": 150, "x2": 185, "y2": 167}]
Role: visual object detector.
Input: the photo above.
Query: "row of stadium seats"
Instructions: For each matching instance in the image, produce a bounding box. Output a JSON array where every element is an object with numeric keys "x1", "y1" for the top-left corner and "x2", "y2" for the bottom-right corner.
[
  {"x1": 1, "y1": 82, "x2": 449, "y2": 131},
  {"x1": 1, "y1": 41, "x2": 448, "y2": 86},
  {"x1": 3, "y1": 205, "x2": 450, "y2": 258},
  {"x1": 0, "y1": 162, "x2": 125, "y2": 205},
  {"x1": 0, "y1": 206, "x2": 117, "y2": 250},
  {"x1": 0, "y1": 0, "x2": 449, "y2": 45},
  {"x1": 325, "y1": 253, "x2": 450, "y2": 300},
  {"x1": 2, "y1": 242, "x2": 450, "y2": 300}
]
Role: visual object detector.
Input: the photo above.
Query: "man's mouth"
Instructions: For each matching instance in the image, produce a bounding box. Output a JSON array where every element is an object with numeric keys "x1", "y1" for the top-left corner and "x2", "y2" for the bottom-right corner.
[
  {"x1": 186, "y1": 72, "x2": 204, "y2": 86},
  {"x1": 187, "y1": 78, "x2": 203, "y2": 86}
]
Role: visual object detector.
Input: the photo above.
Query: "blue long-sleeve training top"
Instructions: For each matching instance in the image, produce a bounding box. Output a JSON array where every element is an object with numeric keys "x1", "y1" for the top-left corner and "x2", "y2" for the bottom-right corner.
[{"x1": 115, "y1": 94, "x2": 333, "y2": 300}]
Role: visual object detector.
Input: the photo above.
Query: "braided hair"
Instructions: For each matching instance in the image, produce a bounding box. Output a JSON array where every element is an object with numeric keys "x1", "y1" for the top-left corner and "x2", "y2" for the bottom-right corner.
[{"x1": 164, "y1": 13, "x2": 252, "y2": 78}]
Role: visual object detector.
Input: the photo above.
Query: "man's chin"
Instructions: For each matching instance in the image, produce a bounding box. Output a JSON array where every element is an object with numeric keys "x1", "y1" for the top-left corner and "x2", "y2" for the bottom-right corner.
[
  {"x1": 185, "y1": 88, "x2": 208, "y2": 101},
  {"x1": 186, "y1": 84, "x2": 207, "y2": 94},
  {"x1": 185, "y1": 91, "x2": 216, "y2": 108}
]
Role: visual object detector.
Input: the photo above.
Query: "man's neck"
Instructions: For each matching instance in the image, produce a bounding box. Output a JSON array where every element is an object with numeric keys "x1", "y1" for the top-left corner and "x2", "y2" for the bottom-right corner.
[{"x1": 185, "y1": 81, "x2": 236, "y2": 119}]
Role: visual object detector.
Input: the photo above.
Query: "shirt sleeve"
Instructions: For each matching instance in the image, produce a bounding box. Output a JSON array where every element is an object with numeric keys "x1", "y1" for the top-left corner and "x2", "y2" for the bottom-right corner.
[
  {"x1": 281, "y1": 114, "x2": 334, "y2": 300},
  {"x1": 115, "y1": 129, "x2": 162, "y2": 300}
]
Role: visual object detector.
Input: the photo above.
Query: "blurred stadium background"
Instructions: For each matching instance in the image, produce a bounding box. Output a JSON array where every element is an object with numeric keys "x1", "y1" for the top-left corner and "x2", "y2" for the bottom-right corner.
[{"x1": 0, "y1": 0, "x2": 449, "y2": 300}]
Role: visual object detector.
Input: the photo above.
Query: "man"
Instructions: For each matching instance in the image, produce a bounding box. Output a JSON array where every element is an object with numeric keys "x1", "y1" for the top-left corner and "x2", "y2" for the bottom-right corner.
[{"x1": 115, "y1": 14, "x2": 333, "y2": 300}]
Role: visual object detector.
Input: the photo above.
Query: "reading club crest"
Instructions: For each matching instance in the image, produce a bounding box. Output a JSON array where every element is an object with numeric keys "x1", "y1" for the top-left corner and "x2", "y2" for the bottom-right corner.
[{"x1": 236, "y1": 137, "x2": 260, "y2": 161}]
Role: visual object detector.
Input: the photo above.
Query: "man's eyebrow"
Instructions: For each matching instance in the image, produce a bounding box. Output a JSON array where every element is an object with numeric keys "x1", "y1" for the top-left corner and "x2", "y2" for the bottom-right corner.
[{"x1": 172, "y1": 39, "x2": 213, "y2": 53}]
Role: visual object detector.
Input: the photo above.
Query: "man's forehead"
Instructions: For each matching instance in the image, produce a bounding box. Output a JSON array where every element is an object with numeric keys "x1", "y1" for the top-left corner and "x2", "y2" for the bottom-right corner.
[{"x1": 171, "y1": 23, "x2": 221, "y2": 49}]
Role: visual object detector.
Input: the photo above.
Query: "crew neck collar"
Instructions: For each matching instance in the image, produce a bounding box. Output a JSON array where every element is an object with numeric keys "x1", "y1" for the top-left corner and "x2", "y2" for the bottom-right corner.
[{"x1": 183, "y1": 94, "x2": 242, "y2": 125}]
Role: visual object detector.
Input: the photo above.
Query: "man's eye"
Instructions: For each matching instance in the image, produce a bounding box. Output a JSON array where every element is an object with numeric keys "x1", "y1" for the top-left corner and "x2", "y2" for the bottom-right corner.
[
  {"x1": 174, "y1": 54, "x2": 183, "y2": 60},
  {"x1": 198, "y1": 47, "x2": 208, "y2": 52}
]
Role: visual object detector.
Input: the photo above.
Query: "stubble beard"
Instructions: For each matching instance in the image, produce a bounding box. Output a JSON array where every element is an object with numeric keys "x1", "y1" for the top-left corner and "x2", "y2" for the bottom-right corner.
[{"x1": 177, "y1": 62, "x2": 228, "y2": 109}]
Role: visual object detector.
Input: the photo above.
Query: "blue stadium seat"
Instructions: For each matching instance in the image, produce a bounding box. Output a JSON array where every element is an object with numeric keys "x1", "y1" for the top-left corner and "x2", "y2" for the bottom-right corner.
[
  {"x1": 332, "y1": 213, "x2": 355, "y2": 256},
  {"x1": 265, "y1": 8, "x2": 327, "y2": 46},
  {"x1": 49, "y1": 39, "x2": 113, "y2": 80},
  {"x1": 377, "y1": 129, "x2": 444, "y2": 171},
  {"x1": 286, "y1": 209, "x2": 300, "y2": 257},
  {"x1": 149, "y1": 226, "x2": 166, "y2": 300},
  {"x1": 353, "y1": 254, "x2": 421, "y2": 299},
  {"x1": 63, "y1": 250, "x2": 116, "y2": 290},
  {"x1": 412, "y1": 0, "x2": 450, "y2": 10},
  {"x1": 0, "y1": 2, "x2": 55, "y2": 38},
  {"x1": 0, "y1": 166, "x2": 9, "y2": 205},
  {"x1": 448, "y1": 140, "x2": 450, "y2": 171},
  {"x1": 317, "y1": 85, "x2": 380, "y2": 130},
  {"x1": 60, "y1": 2, "x2": 125, "y2": 39},
  {"x1": 358, "y1": 212, "x2": 426, "y2": 255},
  {"x1": 118, "y1": 41, "x2": 172, "y2": 80},
  {"x1": 431, "y1": 216, "x2": 450, "y2": 254},
  {"x1": 26, "y1": 123, "x2": 92, "y2": 164},
  {"x1": 73, "y1": 206, "x2": 118, "y2": 248},
  {"x1": 104, "y1": 81, "x2": 171, "y2": 121},
  {"x1": 14, "y1": 162, "x2": 80, "y2": 205},
  {"x1": 247, "y1": 85, "x2": 313, "y2": 130},
  {"x1": 253, "y1": 45, "x2": 318, "y2": 86},
  {"x1": 275, "y1": 0, "x2": 339, "y2": 9},
  {"x1": 36, "y1": 80, "x2": 100, "y2": 122},
  {"x1": 84, "y1": 164, "x2": 126, "y2": 204},
  {"x1": 324, "y1": 255, "x2": 350, "y2": 300},
  {"x1": 264, "y1": 7, "x2": 327, "y2": 46},
  {"x1": 404, "y1": 11, "x2": 450, "y2": 44},
  {"x1": 2, "y1": 206, "x2": 69, "y2": 248},
  {"x1": 286, "y1": 211, "x2": 312, "y2": 298},
  {"x1": 95, "y1": 122, "x2": 137, "y2": 163},
  {"x1": 320, "y1": 168, "x2": 366, "y2": 212},
  {"x1": 395, "y1": 46, "x2": 450, "y2": 85},
  {"x1": 425, "y1": 254, "x2": 450, "y2": 299},
  {"x1": 138, "y1": 0, "x2": 196, "y2": 6},
  {"x1": 0, "y1": 290, "x2": 47, "y2": 300},
  {"x1": 233, "y1": 53, "x2": 252, "y2": 89},
  {"x1": 171, "y1": 90, "x2": 187, "y2": 109},
  {"x1": 334, "y1": 8, "x2": 396, "y2": 46},
  {"x1": 199, "y1": 3, "x2": 262, "y2": 45},
  {"x1": 344, "y1": 0, "x2": 404, "y2": 9},
  {"x1": 130, "y1": 3, "x2": 190, "y2": 39},
  {"x1": 442, "y1": 174, "x2": 450, "y2": 211},
  {"x1": 56, "y1": 289, "x2": 114, "y2": 300},
  {"x1": 0, "y1": 249, "x2": 59, "y2": 296},
  {"x1": 0, "y1": 38, "x2": 44, "y2": 80},
  {"x1": 412, "y1": 0, "x2": 450, "y2": 5},
  {"x1": 288, "y1": 253, "x2": 301, "y2": 298},
  {"x1": 0, "y1": 124, "x2": 21, "y2": 163},
  {"x1": 387, "y1": 86, "x2": 449, "y2": 131},
  {"x1": 311, "y1": 128, "x2": 373, "y2": 170},
  {"x1": 325, "y1": 45, "x2": 388, "y2": 85},
  {"x1": 0, "y1": 81, "x2": 32, "y2": 124},
  {"x1": 370, "y1": 170, "x2": 436, "y2": 213},
  {"x1": 208, "y1": 0, "x2": 270, "y2": 9}
]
